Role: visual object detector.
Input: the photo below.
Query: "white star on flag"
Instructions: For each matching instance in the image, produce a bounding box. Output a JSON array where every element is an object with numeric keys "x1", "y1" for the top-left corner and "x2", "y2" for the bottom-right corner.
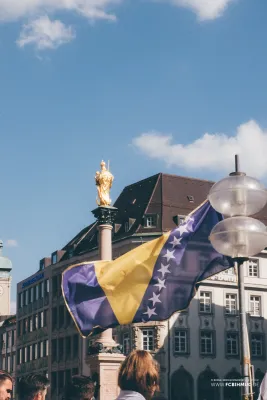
[
  {"x1": 162, "y1": 249, "x2": 175, "y2": 262},
  {"x1": 143, "y1": 306, "x2": 157, "y2": 319},
  {"x1": 176, "y1": 224, "x2": 188, "y2": 236},
  {"x1": 154, "y1": 277, "x2": 166, "y2": 291},
  {"x1": 158, "y1": 263, "x2": 170, "y2": 277},
  {"x1": 170, "y1": 236, "x2": 182, "y2": 248},
  {"x1": 149, "y1": 292, "x2": 162, "y2": 306}
]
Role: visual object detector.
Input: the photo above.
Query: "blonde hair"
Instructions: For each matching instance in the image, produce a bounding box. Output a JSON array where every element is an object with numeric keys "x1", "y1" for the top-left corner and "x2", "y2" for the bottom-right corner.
[{"x1": 118, "y1": 350, "x2": 159, "y2": 399}]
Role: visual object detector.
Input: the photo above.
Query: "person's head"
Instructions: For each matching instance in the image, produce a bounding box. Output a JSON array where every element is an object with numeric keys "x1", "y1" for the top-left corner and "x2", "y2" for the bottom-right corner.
[
  {"x1": 118, "y1": 350, "x2": 160, "y2": 400},
  {"x1": 65, "y1": 375, "x2": 96, "y2": 400},
  {"x1": 0, "y1": 371, "x2": 13, "y2": 400},
  {"x1": 17, "y1": 374, "x2": 50, "y2": 400}
]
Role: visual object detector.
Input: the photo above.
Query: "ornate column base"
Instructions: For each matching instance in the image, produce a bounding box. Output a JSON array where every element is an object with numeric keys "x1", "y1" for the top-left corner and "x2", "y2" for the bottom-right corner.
[{"x1": 86, "y1": 352, "x2": 125, "y2": 400}]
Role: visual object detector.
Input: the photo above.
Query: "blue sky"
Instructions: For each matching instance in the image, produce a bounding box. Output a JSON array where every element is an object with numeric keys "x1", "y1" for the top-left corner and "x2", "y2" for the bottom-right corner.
[{"x1": 1, "y1": 0, "x2": 267, "y2": 307}]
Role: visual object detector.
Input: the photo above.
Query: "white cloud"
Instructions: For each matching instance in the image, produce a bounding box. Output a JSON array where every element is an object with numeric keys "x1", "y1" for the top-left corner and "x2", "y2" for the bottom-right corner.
[
  {"x1": 10, "y1": 301, "x2": 16, "y2": 314},
  {"x1": 132, "y1": 120, "x2": 267, "y2": 179},
  {"x1": 163, "y1": 0, "x2": 235, "y2": 20},
  {"x1": 0, "y1": 0, "x2": 121, "y2": 23},
  {"x1": 5, "y1": 239, "x2": 18, "y2": 248},
  {"x1": 17, "y1": 15, "x2": 75, "y2": 50}
]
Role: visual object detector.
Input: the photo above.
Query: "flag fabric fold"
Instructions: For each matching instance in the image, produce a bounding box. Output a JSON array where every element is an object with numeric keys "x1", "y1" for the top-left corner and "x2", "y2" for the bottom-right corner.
[{"x1": 62, "y1": 200, "x2": 232, "y2": 337}]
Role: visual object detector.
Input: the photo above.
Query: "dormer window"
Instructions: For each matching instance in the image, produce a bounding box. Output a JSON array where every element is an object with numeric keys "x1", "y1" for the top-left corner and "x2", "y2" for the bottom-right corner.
[
  {"x1": 173, "y1": 215, "x2": 186, "y2": 226},
  {"x1": 39, "y1": 261, "x2": 45, "y2": 271},
  {"x1": 144, "y1": 215, "x2": 157, "y2": 228},
  {"x1": 52, "y1": 253, "x2": 57, "y2": 265},
  {"x1": 187, "y1": 195, "x2": 194, "y2": 203}
]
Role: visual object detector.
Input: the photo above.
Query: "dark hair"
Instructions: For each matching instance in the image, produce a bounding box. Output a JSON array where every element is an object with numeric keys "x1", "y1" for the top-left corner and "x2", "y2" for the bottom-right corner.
[
  {"x1": 17, "y1": 374, "x2": 50, "y2": 400},
  {"x1": 0, "y1": 370, "x2": 13, "y2": 385},
  {"x1": 118, "y1": 350, "x2": 160, "y2": 399},
  {"x1": 64, "y1": 375, "x2": 96, "y2": 400}
]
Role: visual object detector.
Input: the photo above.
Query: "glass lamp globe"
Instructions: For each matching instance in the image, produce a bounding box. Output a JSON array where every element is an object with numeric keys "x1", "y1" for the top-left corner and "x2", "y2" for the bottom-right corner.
[
  {"x1": 208, "y1": 175, "x2": 267, "y2": 217},
  {"x1": 209, "y1": 216, "x2": 267, "y2": 258}
]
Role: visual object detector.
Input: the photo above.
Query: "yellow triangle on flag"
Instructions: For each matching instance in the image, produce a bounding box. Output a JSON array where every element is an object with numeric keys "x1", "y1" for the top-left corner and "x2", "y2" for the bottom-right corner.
[{"x1": 94, "y1": 233, "x2": 169, "y2": 325}]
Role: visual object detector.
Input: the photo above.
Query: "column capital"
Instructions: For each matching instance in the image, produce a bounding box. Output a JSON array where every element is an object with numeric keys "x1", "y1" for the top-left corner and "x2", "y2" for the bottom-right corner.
[{"x1": 92, "y1": 206, "x2": 118, "y2": 227}]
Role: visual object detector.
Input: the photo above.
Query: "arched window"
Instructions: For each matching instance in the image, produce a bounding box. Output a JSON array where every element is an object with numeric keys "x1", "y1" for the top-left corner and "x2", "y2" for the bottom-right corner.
[
  {"x1": 224, "y1": 368, "x2": 241, "y2": 400},
  {"x1": 197, "y1": 367, "x2": 219, "y2": 400},
  {"x1": 171, "y1": 366, "x2": 194, "y2": 400}
]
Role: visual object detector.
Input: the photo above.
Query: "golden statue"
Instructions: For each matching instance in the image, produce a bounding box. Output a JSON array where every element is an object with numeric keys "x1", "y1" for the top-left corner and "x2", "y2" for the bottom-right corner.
[{"x1": 95, "y1": 160, "x2": 114, "y2": 206}]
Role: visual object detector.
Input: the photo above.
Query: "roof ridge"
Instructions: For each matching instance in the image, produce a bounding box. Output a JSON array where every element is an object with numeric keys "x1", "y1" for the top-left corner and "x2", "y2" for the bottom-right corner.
[
  {"x1": 122, "y1": 173, "x2": 161, "y2": 190},
  {"x1": 161, "y1": 172, "x2": 215, "y2": 184}
]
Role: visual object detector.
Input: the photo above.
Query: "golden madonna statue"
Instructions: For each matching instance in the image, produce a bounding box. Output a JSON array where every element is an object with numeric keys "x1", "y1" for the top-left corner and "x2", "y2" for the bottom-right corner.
[{"x1": 95, "y1": 160, "x2": 114, "y2": 206}]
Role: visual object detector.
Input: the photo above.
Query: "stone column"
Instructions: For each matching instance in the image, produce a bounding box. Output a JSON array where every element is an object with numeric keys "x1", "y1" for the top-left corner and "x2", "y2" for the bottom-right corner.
[{"x1": 86, "y1": 206, "x2": 125, "y2": 400}]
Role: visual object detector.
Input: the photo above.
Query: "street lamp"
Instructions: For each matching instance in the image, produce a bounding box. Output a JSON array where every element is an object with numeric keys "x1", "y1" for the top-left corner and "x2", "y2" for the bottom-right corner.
[{"x1": 208, "y1": 155, "x2": 267, "y2": 400}]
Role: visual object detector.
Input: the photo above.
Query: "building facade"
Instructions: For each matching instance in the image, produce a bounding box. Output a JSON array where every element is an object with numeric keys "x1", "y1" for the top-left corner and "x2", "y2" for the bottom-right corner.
[
  {"x1": 0, "y1": 315, "x2": 16, "y2": 379},
  {"x1": 16, "y1": 173, "x2": 267, "y2": 400}
]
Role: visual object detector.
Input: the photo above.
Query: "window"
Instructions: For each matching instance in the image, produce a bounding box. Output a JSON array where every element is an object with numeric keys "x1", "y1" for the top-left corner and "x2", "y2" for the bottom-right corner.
[
  {"x1": 225, "y1": 294, "x2": 237, "y2": 315},
  {"x1": 51, "y1": 372, "x2": 57, "y2": 394},
  {"x1": 187, "y1": 195, "x2": 194, "y2": 203},
  {"x1": 248, "y1": 259, "x2": 259, "y2": 277},
  {"x1": 7, "y1": 356, "x2": 10, "y2": 372},
  {"x1": 52, "y1": 308, "x2": 57, "y2": 330},
  {"x1": 52, "y1": 253, "x2": 57, "y2": 264},
  {"x1": 33, "y1": 314, "x2": 38, "y2": 331},
  {"x1": 52, "y1": 340, "x2": 57, "y2": 363},
  {"x1": 226, "y1": 333, "x2": 239, "y2": 356},
  {"x1": 23, "y1": 291, "x2": 27, "y2": 307},
  {"x1": 52, "y1": 276, "x2": 58, "y2": 296},
  {"x1": 174, "y1": 330, "x2": 188, "y2": 354},
  {"x1": 7, "y1": 332, "x2": 11, "y2": 348},
  {"x1": 39, "y1": 260, "x2": 45, "y2": 271},
  {"x1": 27, "y1": 346, "x2": 31, "y2": 362},
  {"x1": 173, "y1": 215, "x2": 186, "y2": 226},
  {"x1": 125, "y1": 222, "x2": 129, "y2": 232},
  {"x1": 12, "y1": 354, "x2": 16, "y2": 372},
  {"x1": 200, "y1": 331, "x2": 214, "y2": 355},
  {"x1": 11, "y1": 330, "x2": 15, "y2": 346},
  {"x1": 59, "y1": 305, "x2": 65, "y2": 328},
  {"x1": 33, "y1": 343, "x2": 38, "y2": 360},
  {"x1": 251, "y1": 334, "x2": 263, "y2": 357},
  {"x1": 58, "y1": 371, "x2": 64, "y2": 392},
  {"x1": 44, "y1": 279, "x2": 49, "y2": 295},
  {"x1": 142, "y1": 329, "x2": 154, "y2": 351},
  {"x1": 144, "y1": 215, "x2": 157, "y2": 228},
  {"x1": 199, "y1": 292, "x2": 212, "y2": 313},
  {"x1": 44, "y1": 340, "x2": 49, "y2": 357},
  {"x1": 39, "y1": 282, "x2": 44, "y2": 298},
  {"x1": 58, "y1": 338, "x2": 64, "y2": 361},
  {"x1": 19, "y1": 293, "x2": 23, "y2": 309},
  {"x1": 123, "y1": 333, "x2": 130, "y2": 355},
  {"x1": 38, "y1": 312, "x2": 44, "y2": 328},
  {"x1": 73, "y1": 335, "x2": 79, "y2": 358},
  {"x1": 65, "y1": 337, "x2": 71, "y2": 360},
  {"x1": 250, "y1": 295, "x2": 261, "y2": 316},
  {"x1": 30, "y1": 287, "x2": 34, "y2": 303}
]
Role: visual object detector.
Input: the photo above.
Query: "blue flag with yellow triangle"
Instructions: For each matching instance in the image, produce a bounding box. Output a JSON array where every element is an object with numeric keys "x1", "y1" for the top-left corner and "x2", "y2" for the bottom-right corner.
[{"x1": 62, "y1": 200, "x2": 232, "y2": 337}]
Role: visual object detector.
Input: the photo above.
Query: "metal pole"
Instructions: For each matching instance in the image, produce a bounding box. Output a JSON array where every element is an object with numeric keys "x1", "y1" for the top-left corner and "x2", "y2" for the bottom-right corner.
[{"x1": 237, "y1": 259, "x2": 251, "y2": 400}]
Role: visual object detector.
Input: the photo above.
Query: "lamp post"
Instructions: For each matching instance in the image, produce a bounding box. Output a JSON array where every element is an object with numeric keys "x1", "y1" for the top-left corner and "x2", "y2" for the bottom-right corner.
[{"x1": 208, "y1": 155, "x2": 267, "y2": 400}]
